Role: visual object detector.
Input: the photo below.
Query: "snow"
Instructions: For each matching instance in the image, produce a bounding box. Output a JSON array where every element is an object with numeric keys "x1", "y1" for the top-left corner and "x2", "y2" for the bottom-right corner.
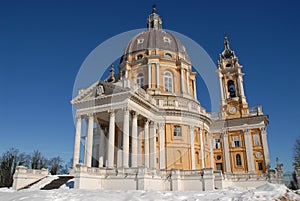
[
  {"x1": 25, "y1": 175, "x2": 59, "y2": 191},
  {"x1": 0, "y1": 183, "x2": 300, "y2": 201}
]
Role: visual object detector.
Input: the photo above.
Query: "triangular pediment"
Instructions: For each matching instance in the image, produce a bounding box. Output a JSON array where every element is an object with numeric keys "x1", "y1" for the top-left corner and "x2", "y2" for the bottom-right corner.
[{"x1": 71, "y1": 80, "x2": 130, "y2": 104}]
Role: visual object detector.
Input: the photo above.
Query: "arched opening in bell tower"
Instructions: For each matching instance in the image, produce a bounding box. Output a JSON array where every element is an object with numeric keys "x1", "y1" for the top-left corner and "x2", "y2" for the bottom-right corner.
[{"x1": 227, "y1": 80, "x2": 236, "y2": 98}]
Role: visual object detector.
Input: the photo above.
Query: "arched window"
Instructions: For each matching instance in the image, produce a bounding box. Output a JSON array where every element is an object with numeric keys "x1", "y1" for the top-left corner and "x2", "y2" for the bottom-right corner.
[
  {"x1": 236, "y1": 154, "x2": 242, "y2": 166},
  {"x1": 136, "y1": 54, "x2": 143, "y2": 60},
  {"x1": 195, "y1": 152, "x2": 200, "y2": 164},
  {"x1": 165, "y1": 53, "x2": 172, "y2": 59},
  {"x1": 176, "y1": 150, "x2": 182, "y2": 163},
  {"x1": 227, "y1": 80, "x2": 236, "y2": 98},
  {"x1": 136, "y1": 73, "x2": 144, "y2": 88},
  {"x1": 164, "y1": 71, "x2": 173, "y2": 92}
]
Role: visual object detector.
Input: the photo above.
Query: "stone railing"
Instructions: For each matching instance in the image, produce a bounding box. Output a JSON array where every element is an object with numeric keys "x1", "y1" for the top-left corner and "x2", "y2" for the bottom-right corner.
[
  {"x1": 248, "y1": 106, "x2": 263, "y2": 116},
  {"x1": 224, "y1": 173, "x2": 267, "y2": 181},
  {"x1": 156, "y1": 96, "x2": 207, "y2": 114},
  {"x1": 210, "y1": 105, "x2": 263, "y2": 120},
  {"x1": 12, "y1": 166, "x2": 50, "y2": 190},
  {"x1": 210, "y1": 112, "x2": 222, "y2": 120}
]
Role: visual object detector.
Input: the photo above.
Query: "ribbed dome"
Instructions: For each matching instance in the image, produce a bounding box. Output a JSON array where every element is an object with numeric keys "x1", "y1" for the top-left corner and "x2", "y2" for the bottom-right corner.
[{"x1": 123, "y1": 29, "x2": 190, "y2": 63}]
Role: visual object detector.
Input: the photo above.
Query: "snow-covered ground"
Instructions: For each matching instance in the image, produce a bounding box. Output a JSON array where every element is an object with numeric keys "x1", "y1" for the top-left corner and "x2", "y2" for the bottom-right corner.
[{"x1": 1, "y1": 183, "x2": 300, "y2": 201}]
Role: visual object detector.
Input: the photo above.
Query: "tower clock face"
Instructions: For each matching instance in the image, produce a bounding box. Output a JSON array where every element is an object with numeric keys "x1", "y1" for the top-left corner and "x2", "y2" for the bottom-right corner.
[{"x1": 229, "y1": 106, "x2": 237, "y2": 114}]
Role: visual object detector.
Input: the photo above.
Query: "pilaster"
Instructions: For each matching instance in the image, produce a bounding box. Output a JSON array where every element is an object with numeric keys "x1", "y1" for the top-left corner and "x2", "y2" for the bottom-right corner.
[
  {"x1": 244, "y1": 129, "x2": 255, "y2": 173},
  {"x1": 73, "y1": 115, "x2": 82, "y2": 168},
  {"x1": 190, "y1": 125, "x2": 195, "y2": 170},
  {"x1": 108, "y1": 110, "x2": 115, "y2": 168}
]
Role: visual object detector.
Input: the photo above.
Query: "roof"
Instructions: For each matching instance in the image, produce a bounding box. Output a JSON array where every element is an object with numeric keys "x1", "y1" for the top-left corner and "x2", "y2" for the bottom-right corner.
[{"x1": 123, "y1": 29, "x2": 190, "y2": 63}]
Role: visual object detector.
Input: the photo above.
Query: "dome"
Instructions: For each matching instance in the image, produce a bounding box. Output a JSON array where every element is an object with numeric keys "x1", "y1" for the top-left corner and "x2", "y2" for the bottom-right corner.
[
  {"x1": 121, "y1": 5, "x2": 190, "y2": 64},
  {"x1": 123, "y1": 29, "x2": 190, "y2": 63}
]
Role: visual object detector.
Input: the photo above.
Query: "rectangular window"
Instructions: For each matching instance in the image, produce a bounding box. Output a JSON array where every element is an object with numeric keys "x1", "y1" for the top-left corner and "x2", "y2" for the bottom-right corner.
[
  {"x1": 215, "y1": 139, "x2": 221, "y2": 149},
  {"x1": 258, "y1": 162, "x2": 263, "y2": 170},
  {"x1": 232, "y1": 136, "x2": 241, "y2": 147},
  {"x1": 216, "y1": 163, "x2": 223, "y2": 171},
  {"x1": 253, "y1": 134, "x2": 261, "y2": 146},
  {"x1": 174, "y1": 125, "x2": 182, "y2": 136}
]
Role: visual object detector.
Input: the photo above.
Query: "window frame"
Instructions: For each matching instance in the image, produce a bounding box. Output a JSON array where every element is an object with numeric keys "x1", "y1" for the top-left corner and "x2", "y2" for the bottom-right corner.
[
  {"x1": 232, "y1": 136, "x2": 241, "y2": 147},
  {"x1": 173, "y1": 125, "x2": 182, "y2": 137},
  {"x1": 136, "y1": 54, "x2": 143, "y2": 60},
  {"x1": 164, "y1": 71, "x2": 173, "y2": 92},
  {"x1": 258, "y1": 162, "x2": 263, "y2": 171},
  {"x1": 136, "y1": 72, "x2": 144, "y2": 88},
  {"x1": 253, "y1": 134, "x2": 261, "y2": 146},
  {"x1": 236, "y1": 154, "x2": 242, "y2": 166},
  {"x1": 165, "y1": 53, "x2": 172, "y2": 59},
  {"x1": 215, "y1": 138, "x2": 221, "y2": 149}
]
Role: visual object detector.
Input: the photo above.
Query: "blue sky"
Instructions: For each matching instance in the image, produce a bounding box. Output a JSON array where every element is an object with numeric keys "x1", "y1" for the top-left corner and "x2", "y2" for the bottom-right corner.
[{"x1": 0, "y1": 0, "x2": 300, "y2": 172}]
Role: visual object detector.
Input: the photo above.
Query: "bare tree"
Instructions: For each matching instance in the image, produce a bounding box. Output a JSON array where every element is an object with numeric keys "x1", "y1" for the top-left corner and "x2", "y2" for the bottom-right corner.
[
  {"x1": 30, "y1": 150, "x2": 48, "y2": 170},
  {"x1": 294, "y1": 137, "x2": 300, "y2": 164},
  {"x1": 49, "y1": 156, "x2": 63, "y2": 175},
  {"x1": 0, "y1": 148, "x2": 20, "y2": 187}
]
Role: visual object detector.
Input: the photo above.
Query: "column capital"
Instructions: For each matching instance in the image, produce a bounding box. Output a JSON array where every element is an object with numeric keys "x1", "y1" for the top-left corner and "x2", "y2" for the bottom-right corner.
[
  {"x1": 75, "y1": 114, "x2": 82, "y2": 120},
  {"x1": 243, "y1": 129, "x2": 251, "y2": 135},
  {"x1": 86, "y1": 113, "x2": 94, "y2": 119},
  {"x1": 260, "y1": 127, "x2": 266, "y2": 133},
  {"x1": 158, "y1": 122, "x2": 165, "y2": 128},
  {"x1": 144, "y1": 118, "x2": 150, "y2": 125},
  {"x1": 222, "y1": 131, "x2": 228, "y2": 138},
  {"x1": 108, "y1": 109, "x2": 115, "y2": 113},
  {"x1": 189, "y1": 125, "x2": 195, "y2": 130},
  {"x1": 108, "y1": 110, "x2": 115, "y2": 118},
  {"x1": 149, "y1": 121, "x2": 155, "y2": 127},
  {"x1": 131, "y1": 111, "x2": 139, "y2": 118},
  {"x1": 122, "y1": 106, "x2": 131, "y2": 112}
]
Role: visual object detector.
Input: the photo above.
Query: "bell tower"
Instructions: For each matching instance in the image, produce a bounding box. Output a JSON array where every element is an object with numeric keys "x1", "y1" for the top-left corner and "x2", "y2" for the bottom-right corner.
[{"x1": 217, "y1": 34, "x2": 248, "y2": 119}]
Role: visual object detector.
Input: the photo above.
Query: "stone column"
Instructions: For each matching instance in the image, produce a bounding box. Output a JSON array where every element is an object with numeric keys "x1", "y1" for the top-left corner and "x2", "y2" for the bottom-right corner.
[
  {"x1": 186, "y1": 70, "x2": 190, "y2": 94},
  {"x1": 244, "y1": 129, "x2": 255, "y2": 173},
  {"x1": 117, "y1": 128, "x2": 123, "y2": 168},
  {"x1": 137, "y1": 127, "x2": 143, "y2": 166},
  {"x1": 200, "y1": 128, "x2": 205, "y2": 169},
  {"x1": 107, "y1": 111, "x2": 115, "y2": 168},
  {"x1": 222, "y1": 132, "x2": 231, "y2": 173},
  {"x1": 156, "y1": 63, "x2": 160, "y2": 89},
  {"x1": 261, "y1": 127, "x2": 270, "y2": 166},
  {"x1": 149, "y1": 121, "x2": 156, "y2": 169},
  {"x1": 148, "y1": 63, "x2": 151, "y2": 88},
  {"x1": 193, "y1": 80, "x2": 197, "y2": 100},
  {"x1": 159, "y1": 123, "x2": 165, "y2": 169},
  {"x1": 131, "y1": 112, "x2": 138, "y2": 167},
  {"x1": 190, "y1": 125, "x2": 196, "y2": 170},
  {"x1": 73, "y1": 115, "x2": 82, "y2": 168},
  {"x1": 98, "y1": 124, "x2": 106, "y2": 167},
  {"x1": 237, "y1": 73, "x2": 245, "y2": 98},
  {"x1": 218, "y1": 71, "x2": 225, "y2": 101},
  {"x1": 210, "y1": 136, "x2": 215, "y2": 169},
  {"x1": 85, "y1": 114, "x2": 94, "y2": 167},
  {"x1": 123, "y1": 108, "x2": 130, "y2": 168},
  {"x1": 180, "y1": 67, "x2": 184, "y2": 93},
  {"x1": 144, "y1": 120, "x2": 150, "y2": 168}
]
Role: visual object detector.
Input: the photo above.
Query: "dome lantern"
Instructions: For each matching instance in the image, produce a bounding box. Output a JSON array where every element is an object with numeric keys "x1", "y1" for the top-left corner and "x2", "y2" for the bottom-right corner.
[{"x1": 147, "y1": 4, "x2": 162, "y2": 30}]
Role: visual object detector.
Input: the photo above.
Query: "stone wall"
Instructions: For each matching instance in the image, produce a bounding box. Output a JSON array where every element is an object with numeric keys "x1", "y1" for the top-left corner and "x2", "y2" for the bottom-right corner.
[
  {"x1": 71, "y1": 165, "x2": 218, "y2": 191},
  {"x1": 12, "y1": 166, "x2": 50, "y2": 190}
]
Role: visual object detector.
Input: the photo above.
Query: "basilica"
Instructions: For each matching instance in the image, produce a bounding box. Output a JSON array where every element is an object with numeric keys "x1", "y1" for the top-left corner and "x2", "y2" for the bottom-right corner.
[{"x1": 68, "y1": 6, "x2": 275, "y2": 191}]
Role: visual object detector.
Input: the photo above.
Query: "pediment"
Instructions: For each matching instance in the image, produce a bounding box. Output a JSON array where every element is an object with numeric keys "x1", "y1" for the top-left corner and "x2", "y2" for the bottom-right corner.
[{"x1": 71, "y1": 80, "x2": 130, "y2": 104}]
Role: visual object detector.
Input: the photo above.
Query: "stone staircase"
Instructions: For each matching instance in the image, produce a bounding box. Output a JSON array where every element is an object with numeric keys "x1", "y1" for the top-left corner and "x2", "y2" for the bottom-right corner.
[
  {"x1": 18, "y1": 177, "x2": 47, "y2": 190},
  {"x1": 41, "y1": 176, "x2": 74, "y2": 190}
]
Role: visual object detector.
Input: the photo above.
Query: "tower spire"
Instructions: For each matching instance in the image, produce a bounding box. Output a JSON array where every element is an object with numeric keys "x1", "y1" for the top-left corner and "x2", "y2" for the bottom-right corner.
[
  {"x1": 224, "y1": 33, "x2": 230, "y2": 50},
  {"x1": 147, "y1": 4, "x2": 162, "y2": 30},
  {"x1": 220, "y1": 33, "x2": 235, "y2": 59},
  {"x1": 152, "y1": 4, "x2": 157, "y2": 14}
]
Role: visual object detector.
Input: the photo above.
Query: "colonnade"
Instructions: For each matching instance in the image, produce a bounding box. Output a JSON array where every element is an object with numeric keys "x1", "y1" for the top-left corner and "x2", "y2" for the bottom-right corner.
[{"x1": 73, "y1": 109, "x2": 210, "y2": 170}]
